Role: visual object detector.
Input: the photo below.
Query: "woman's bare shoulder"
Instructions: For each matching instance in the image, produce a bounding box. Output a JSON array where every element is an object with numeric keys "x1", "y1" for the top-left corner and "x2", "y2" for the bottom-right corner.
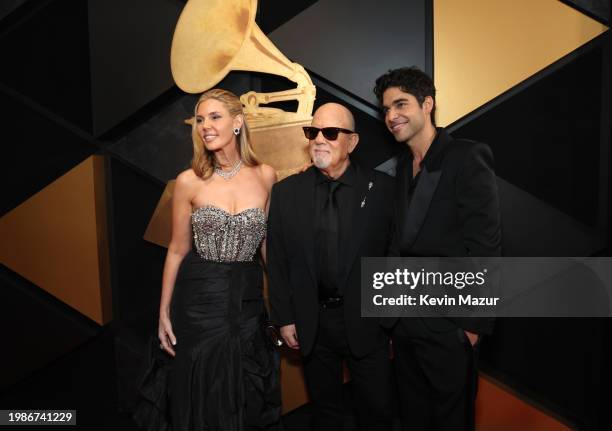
[
  {"x1": 174, "y1": 169, "x2": 202, "y2": 197},
  {"x1": 176, "y1": 168, "x2": 199, "y2": 184},
  {"x1": 257, "y1": 163, "x2": 277, "y2": 185}
]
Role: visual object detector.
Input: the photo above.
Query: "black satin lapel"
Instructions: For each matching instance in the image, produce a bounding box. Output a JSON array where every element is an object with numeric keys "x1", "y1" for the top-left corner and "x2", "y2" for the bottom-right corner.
[
  {"x1": 296, "y1": 169, "x2": 317, "y2": 281},
  {"x1": 401, "y1": 166, "x2": 442, "y2": 251},
  {"x1": 396, "y1": 151, "x2": 413, "y2": 232},
  {"x1": 340, "y1": 171, "x2": 370, "y2": 288},
  {"x1": 396, "y1": 157, "x2": 410, "y2": 223},
  {"x1": 374, "y1": 156, "x2": 399, "y2": 178}
]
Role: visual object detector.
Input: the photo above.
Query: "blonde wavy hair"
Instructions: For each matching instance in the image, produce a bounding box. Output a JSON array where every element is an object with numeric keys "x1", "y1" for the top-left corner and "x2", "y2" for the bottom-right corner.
[{"x1": 191, "y1": 88, "x2": 260, "y2": 179}]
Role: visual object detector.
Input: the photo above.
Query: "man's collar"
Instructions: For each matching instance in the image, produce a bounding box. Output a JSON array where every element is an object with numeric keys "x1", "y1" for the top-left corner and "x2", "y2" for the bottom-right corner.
[
  {"x1": 419, "y1": 128, "x2": 440, "y2": 167},
  {"x1": 316, "y1": 160, "x2": 356, "y2": 186},
  {"x1": 405, "y1": 127, "x2": 450, "y2": 170}
]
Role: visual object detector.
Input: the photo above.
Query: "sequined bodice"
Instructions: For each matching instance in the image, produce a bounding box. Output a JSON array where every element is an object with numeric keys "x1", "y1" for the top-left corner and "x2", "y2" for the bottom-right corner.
[{"x1": 191, "y1": 205, "x2": 266, "y2": 262}]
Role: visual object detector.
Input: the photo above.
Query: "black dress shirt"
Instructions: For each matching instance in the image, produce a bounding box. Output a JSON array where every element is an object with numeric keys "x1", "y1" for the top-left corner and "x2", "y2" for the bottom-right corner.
[{"x1": 314, "y1": 162, "x2": 357, "y2": 298}]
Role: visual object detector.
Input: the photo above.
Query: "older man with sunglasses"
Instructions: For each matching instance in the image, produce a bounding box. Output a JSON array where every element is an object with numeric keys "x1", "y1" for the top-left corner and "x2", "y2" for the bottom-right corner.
[{"x1": 267, "y1": 103, "x2": 396, "y2": 430}]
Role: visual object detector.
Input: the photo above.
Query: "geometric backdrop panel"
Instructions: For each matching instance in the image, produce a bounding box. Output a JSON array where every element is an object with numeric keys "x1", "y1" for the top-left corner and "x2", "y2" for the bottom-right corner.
[
  {"x1": 0, "y1": 156, "x2": 111, "y2": 324},
  {"x1": 270, "y1": 0, "x2": 429, "y2": 107},
  {"x1": 454, "y1": 41, "x2": 605, "y2": 232},
  {"x1": 562, "y1": 0, "x2": 609, "y2": 23},
  {"x1": 258, "y1": 0, "x2": 318, "y2": 33},
  {"x1": 107, "y1": 94, "x2": 197, "y2": 183},
  {"x1": 496, "y1": 177, "x2": 604, "y2": 257},
  {"x1": 0, "y1": 0, "x2": 28, "y2": 22},
  {"x1": 88, "y1": 0, "x2": 182, "y2": 136},
  {"x1": 434, "y1": 0, "x2": 608, "y2": 126},
  {"x1": 108, "y1": 157, "x2": 166, "y2": 320},
  {"x1": 0, "y1": 0, "x2": 93, "y2": 132},
  {"x1": 0, "y1": 91, "x2": 98, "y2": 217},
  {"x1": 106, "y1": 72, "x2": 253, "y2": 183},
  {"x1": 0, "y1": 265, "x2": 100, "y2": 392}
]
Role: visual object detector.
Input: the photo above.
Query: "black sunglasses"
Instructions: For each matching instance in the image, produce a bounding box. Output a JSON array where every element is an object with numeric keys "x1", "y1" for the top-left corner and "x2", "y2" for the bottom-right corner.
[{"x1": 302, "y1": 126, "x2": 354, "y2": 141}]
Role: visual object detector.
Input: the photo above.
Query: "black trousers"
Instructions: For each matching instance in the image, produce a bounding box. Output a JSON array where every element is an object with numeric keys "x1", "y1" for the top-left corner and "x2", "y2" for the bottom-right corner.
[
  {"x1": 302, "y1": 306, "x2": 393, "y2": 431},
  {"x1": 393, "y1": 318, "x2": 479, "y2": 431}
]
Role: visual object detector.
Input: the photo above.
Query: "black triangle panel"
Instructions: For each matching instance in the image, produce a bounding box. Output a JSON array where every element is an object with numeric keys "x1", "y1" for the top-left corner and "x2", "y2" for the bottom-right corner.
[
  {"x1": 100, "y1": 71, "x2": 257, "y2": 185},
  {"x1": 453, "y1": 42, "x2": 604, "y2": 230},
  {"x1": 258, "y1": 0, "x2": 319, "y2": 34},
  {"x1": 106, "y1": 93, "x2": 196, "y2": 184},
  {"x1": 0, "y1": 322, "x2": 135, "y2": 428},
  {"x1": 268, "y1": 0, "x2": 431, "y2": 109},
  {"x1": 106, "y1": 156, "x2": 168, "y2": 412},
  {"x1": 0, "y1": 0, "x2": 93, "y2": 132},
  {"x1": 480, "y1": 317, "x2": 607, "y2": 430},
  {"x1": 559, "y1": 0, "x2": 609, "y2": 24},
  {"x1": 0, "y1": 0, "x2": 28, "y2": 23},
  {"x1": 107, "y1": 156, "x2": 166, "y2": 321},
  {"x1": 0, "y1": 264, "x2": 100, "y2": 392},
  {"x1": 0, "y1": 91, "x2": 98, "y2": 217},
  {"x1": 87, "y1": 0, "x2": 183, "y2": 137},
  {"x1": 105, "y1": 72, "x2": 255, "y2": 183}
]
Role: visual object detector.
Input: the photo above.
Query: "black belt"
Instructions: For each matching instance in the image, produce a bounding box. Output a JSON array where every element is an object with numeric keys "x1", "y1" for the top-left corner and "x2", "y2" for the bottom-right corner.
[{"x1": 319, "y1": 296, "x2": 344, "y2": 309}]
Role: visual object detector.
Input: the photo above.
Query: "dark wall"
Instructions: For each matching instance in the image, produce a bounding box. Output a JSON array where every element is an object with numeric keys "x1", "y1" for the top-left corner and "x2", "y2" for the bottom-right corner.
[
  {"x1": 0, "y1": 0, "x2": 93, "y2": 132},
  {"x1": 88, "y1": 0, "x2": 183, "y2": 136},
  {"x1": 268, "y1": 0, "x2": 431, "y2": 109}
]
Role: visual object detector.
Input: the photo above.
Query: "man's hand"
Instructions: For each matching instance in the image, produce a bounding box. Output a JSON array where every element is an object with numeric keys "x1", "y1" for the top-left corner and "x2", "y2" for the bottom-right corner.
[
  {"x1": 280, "y1": 324, "x2": 299, "y2": 349},
  {"x1": 464, "y1": 330, "x2": 479, "y2": 347}
]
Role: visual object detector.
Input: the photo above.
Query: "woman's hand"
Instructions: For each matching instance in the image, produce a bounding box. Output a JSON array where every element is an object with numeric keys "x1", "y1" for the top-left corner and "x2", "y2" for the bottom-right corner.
[{"x1": 159, "y1": 315, "x2": 177, "y2": 357}]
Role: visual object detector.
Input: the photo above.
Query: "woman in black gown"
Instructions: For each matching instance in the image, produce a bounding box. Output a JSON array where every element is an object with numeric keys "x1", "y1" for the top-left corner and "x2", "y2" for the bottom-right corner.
[{"x1": 134, "y1": 89, "x2": 282, "y2": 430}]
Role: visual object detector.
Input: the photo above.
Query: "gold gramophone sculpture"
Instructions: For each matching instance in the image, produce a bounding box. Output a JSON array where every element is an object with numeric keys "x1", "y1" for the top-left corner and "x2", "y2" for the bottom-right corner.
[
  {"x1": 171, "y1": 0, "x2": 316, "y2": 131},
  {"x1": 145, "y1": 0, "x2": 316, "y2": 244}
]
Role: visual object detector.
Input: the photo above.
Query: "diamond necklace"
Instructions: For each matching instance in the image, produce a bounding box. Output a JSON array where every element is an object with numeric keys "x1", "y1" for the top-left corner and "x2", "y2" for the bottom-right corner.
[{"x1": 214, "y1": 160, "x2": 242, "y2": 180}]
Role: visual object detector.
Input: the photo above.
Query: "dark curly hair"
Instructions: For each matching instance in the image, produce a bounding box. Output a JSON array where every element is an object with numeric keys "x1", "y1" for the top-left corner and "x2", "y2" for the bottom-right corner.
[{"x1": 374, "y1": 66, "x2": 436, "y2": 125}]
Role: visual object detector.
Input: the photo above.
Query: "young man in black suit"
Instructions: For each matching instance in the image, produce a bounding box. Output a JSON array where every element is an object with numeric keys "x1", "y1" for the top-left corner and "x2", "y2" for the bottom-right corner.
[
  {"x1": 267, "y1": 102, "x2": 395, "y2": 430},
  {"x1": 374, "y1": 67, "x2": 502, "y2": 431}
]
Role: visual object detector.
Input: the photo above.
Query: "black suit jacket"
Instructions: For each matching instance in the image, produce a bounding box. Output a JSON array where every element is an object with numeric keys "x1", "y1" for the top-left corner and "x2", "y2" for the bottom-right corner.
[
  {"x1": 393, "y1": 128, "x2": 501, "y2": 334},
  {"x1": 267, "y1": 163, "x2": 395, "y2": 357}
]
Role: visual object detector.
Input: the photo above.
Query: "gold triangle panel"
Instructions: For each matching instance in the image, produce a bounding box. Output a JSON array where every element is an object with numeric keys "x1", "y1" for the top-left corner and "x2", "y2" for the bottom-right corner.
[
  {"x1": 279, "y1": 349, "x2": 309, "y2": 414},
  {"x1": 144, "y1": 180, "x2": 175, "y2": 249},
  {"x1": 0, "y1": 156, "x2": 112, "y2": 325},
  {"x1": 434, "y1": 0, "x2": 608, "y2": 126},
  {"x1": 475, "y1": 375, "x2": 571, "y2": 430}
]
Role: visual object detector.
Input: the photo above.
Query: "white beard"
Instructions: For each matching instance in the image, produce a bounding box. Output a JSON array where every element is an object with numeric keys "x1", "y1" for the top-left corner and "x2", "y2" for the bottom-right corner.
[{"x1": 312, "y1": 153, "x2": 331, "y2": 169}]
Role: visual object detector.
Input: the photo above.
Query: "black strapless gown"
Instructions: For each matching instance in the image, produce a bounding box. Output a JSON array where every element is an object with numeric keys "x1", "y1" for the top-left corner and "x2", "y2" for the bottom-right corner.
[{"x1": 133, "y1": 206, "x2": 282, "y2": 431}]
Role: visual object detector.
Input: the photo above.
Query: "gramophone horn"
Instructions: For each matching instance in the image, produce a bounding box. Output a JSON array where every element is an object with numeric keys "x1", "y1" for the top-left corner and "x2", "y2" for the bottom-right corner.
[{"x1": 171, "y1": 0, "x2": 312, "y2": 93}]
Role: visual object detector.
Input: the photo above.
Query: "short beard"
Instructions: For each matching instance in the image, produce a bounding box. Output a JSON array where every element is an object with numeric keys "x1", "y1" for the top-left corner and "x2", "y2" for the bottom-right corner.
[{"x1": 312, "y1": 154, "x2": 331, "y2": 169}]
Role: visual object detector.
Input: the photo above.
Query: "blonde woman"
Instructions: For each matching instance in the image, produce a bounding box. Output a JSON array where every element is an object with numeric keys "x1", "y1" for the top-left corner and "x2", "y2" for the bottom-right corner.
[{"x1": 134, "y1": 89, "x2": 281, "y2": 430}]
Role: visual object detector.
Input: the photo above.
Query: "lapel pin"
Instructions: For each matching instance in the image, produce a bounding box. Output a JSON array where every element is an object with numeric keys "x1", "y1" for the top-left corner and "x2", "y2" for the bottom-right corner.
[{"x1": 361, "y1": 182, "x2": 373, "y2": 208}]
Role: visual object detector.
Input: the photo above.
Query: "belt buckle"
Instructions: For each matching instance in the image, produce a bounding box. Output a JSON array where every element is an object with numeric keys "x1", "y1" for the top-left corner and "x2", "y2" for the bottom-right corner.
[{"x1": 320, "y1": 297, "x2": 343, "y2": 309}]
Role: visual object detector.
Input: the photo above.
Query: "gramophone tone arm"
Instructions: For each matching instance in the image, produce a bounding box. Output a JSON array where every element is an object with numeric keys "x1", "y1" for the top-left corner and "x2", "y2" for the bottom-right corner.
[{"x1": 241, "y1": 88, "x2": 307, "y2": 105}]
